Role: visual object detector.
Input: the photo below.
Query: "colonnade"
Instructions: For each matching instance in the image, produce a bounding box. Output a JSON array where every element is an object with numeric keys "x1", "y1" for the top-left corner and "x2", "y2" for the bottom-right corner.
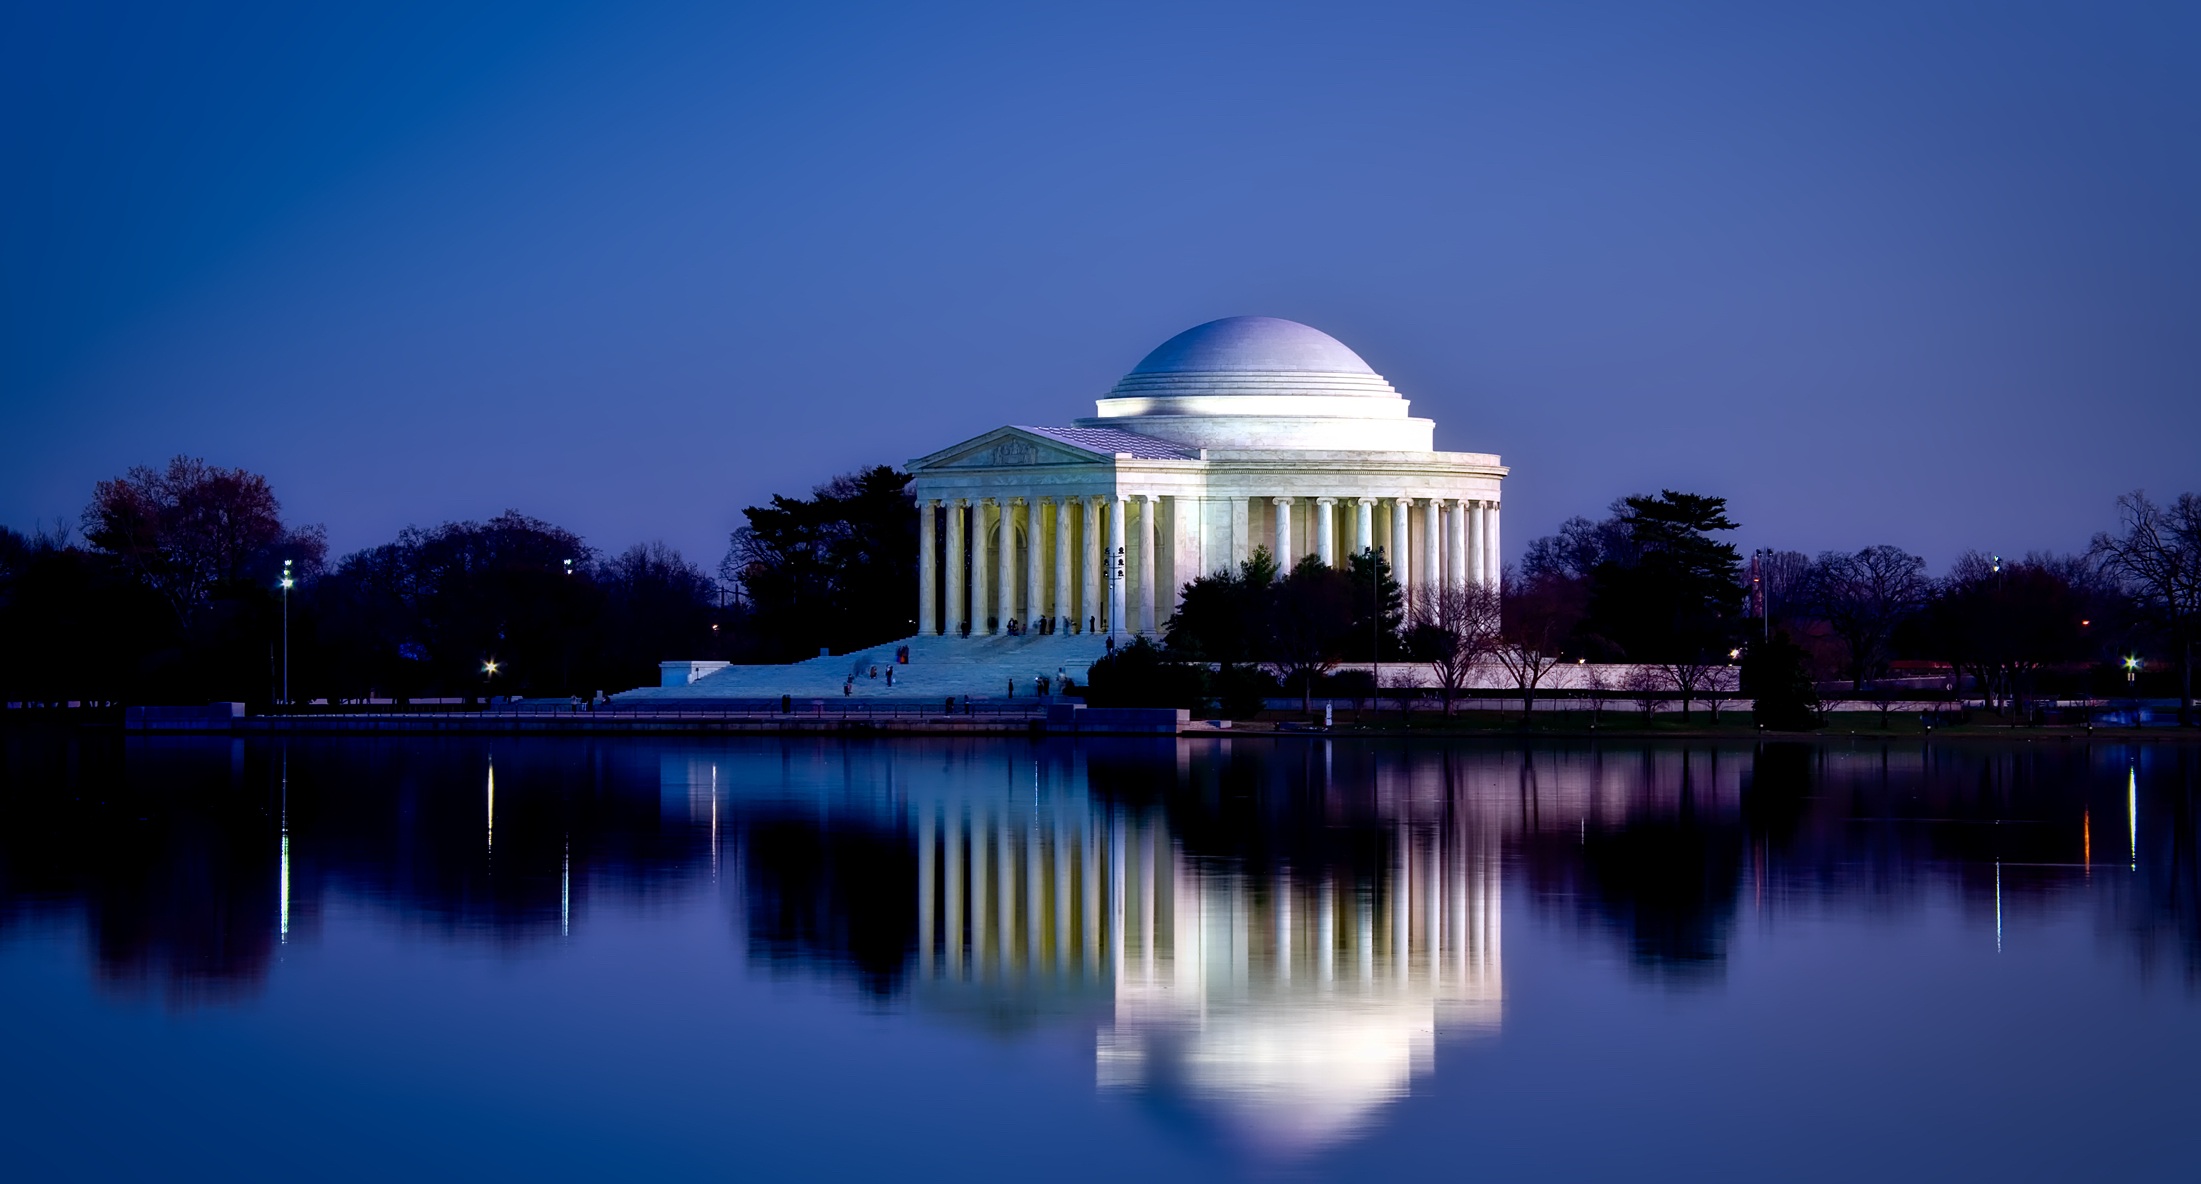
[
  {"x1": 912, "y1": 801, "x2": 1503, "y2": 1014},
  {"x1": 916, "y1": 494, "x2": 1500, "y2": 638}
]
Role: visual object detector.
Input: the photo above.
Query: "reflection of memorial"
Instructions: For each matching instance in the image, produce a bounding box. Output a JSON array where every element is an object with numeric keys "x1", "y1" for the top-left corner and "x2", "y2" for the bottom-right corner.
[{"x1": 905, "y1": 771, "x2": 1502, "y2": 1154}]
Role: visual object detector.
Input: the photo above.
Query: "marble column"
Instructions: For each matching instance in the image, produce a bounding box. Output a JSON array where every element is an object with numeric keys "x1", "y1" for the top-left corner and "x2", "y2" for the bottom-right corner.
[
  {"x1": 1024, "y1": 498, "x2": 1045, "y2": 630},
  {"x1": 1315, "y1": 498, "x2": 1336, "y2": 567},
  {"x1": 1446, "y1": 499, "x2": 1468, "y2": 591},
  {"x1": 919, "y1": 499, "x2": 938, "y2": 636},
  {"x1": 1419, "y1": 498, "x2": 1440, "y2": 603},
  {"x1": 972, "y1": 500, "x2": 993, "y2": 634},
  {"x1": 1390, "y1": 497, "x2": 1412, "y2": 586},
  {"x1": 1137, "y1": 495, "x2": 1157, "y2": 636},
  {"x1": 996, "y1": 500, "x2": 1017, "y2": 633},
  {"x1": 1083, "y1": 497, "x2": 1102, "y2": 633},
  {"x1": 1231, "y1": 498, "x2": 1251, "y2": 571},
  {"x1": 1467, "y1": 499, "x2": 1486, "y2": 587},
  {"x1": 1486, "y1": 503, "x2": 1501, "y2": 589},
  {"x1": 1272, "y1": 497, "x2": 1292, "y2": 568},
  {"x1": 1107, "y1": 494, "x2": 1127, "y2": 637},
  {"x1": 1354, "y1": 497, "x2": 1374, "y2": 559},
  {"x1": 946, "y1": 499, "x2": 967, "y2": 636},
  {"x1": 1053, "y1": 497, "x2": 1073, "y2": 629}
]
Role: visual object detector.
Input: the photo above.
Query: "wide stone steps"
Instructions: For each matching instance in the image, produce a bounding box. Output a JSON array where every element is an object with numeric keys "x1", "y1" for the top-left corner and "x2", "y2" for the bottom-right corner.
[{"x1": 613, "y1": 633, "x2": 1120, "y2": 704}]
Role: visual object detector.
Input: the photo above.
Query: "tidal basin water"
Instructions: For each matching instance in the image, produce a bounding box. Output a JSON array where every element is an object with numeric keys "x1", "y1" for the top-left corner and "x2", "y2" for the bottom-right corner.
[{"x1": 3, "y1": 735, "x2": 2199, "y2": 1181}]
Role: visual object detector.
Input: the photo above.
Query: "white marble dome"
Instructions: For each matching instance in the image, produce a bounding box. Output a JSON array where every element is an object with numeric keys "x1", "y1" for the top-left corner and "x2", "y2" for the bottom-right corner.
[{"x1": 1081, "y1": 316, "x2": 1433, "y2": 450}]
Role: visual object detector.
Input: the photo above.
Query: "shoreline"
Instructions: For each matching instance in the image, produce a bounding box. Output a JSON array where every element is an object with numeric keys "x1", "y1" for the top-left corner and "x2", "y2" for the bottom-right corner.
[{"x1": 3, "y1": 708, "x2": 2186, "y2": 743}]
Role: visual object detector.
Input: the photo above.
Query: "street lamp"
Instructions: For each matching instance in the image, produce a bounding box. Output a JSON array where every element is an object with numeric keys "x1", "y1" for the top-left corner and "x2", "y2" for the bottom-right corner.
[
  {"x1": 279, "y1": 559, "x2": 294, "y2": 706},
  {"x1": 2124, "y1": 656, "x2": 2141, "y2": 686}
]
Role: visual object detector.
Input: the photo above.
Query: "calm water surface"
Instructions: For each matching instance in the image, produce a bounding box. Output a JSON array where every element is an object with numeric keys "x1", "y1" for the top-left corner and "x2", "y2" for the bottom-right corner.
[{"x1": 3, "y1": 734, "x2": 2198, "y2": 1181}]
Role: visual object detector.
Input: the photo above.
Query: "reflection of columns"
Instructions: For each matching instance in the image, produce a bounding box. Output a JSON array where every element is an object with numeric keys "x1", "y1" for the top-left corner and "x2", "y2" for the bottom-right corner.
[
  {"x1": 1272, "y1": 497, "x2": 1292, "y2": 567},
  {"x1": 971, "y1": 816, "x2": 989, "y2": 973},
  {"x1": 1082, "y1": 498, "x2": 1102, "y2": 631},
  {"x1": 1394, "y1": 825, "x2": 1410, "y2": 985},
  {"x1": 1053, "y1": 498, "x2": 1072, "y2": 626},
  {"x1": 946, "y1": 500, "x2": 967, "y2": 635},
  {"x1": 997, "y1": 820, "x2": 1016, "y2": 976},
  {"x1": 1467, "y1": 499, "x2": 1486, "y2": 588},
  {"x1": 997, "y1": 499, "x2": 1018, "y2": 632},
  {"x1": 918, "y1": 810, "x2": 935, "y2": 974},
  {"x1": 1054, "y1": 821, "x2": 1071, "y2": 975},
  {"x1": 1354, "y1": 497, "x2": 1374, "y2": 559},
  {"x1": 1137, "y1": 495, "x2": 1157, "y2": 636},
  {"x1": 1084, "y1": 824, "x2": 1101, "y2": 973},
  {"x1": 918, "y1": 500, "x2": 938, "y2": 635},
  {"x1": 944, "y1": 811, "x2": 964, "y2": 976},
  {"x1": 1276, "y1": 875, "x2": 1292, "y2": 983},
  {"x1": 1447, "y1": 499, "x2": 1468, "y2": 591},
  {"x1": 1315, "y1": 498, "x2": 1336, "y2": 567},
  {"x1": 1140, "y1": 823, "x2": 1156, "y2": 974},
  {"x1": 1318, "y1": 879, "x2": 1335, "y2": 985},
  {"x1": 1110, "y1": 813, "x2": 1126, "y2": 974},
  {"x1": 1107, "y1": 495, "x2": 1127, "y2": 637},
  {"x1": 1391, "y1": 497, "x2": 1411, "y2": 585}
]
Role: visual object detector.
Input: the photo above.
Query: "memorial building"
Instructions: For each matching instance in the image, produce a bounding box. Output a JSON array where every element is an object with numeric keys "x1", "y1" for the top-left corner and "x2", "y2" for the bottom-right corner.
[
  {"x1": 634, "y1": 315, "x2": 1507, "y2": 702},
  {"x1": 906, "y1": 315, "x2": 1507, "y2": 638}
]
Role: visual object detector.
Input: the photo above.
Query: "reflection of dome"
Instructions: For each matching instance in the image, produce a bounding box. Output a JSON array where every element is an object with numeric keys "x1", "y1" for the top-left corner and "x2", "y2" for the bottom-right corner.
[{"x1": 1080, "y1": 316, "x2": 1432, "y2": 449}]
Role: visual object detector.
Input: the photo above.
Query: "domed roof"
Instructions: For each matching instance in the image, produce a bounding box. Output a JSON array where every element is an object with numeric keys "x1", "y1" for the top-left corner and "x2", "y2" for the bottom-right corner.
[
  {"x1": 1104, "y1": 317, "x2": 1401, "y2": 403},
  {"x1": 1125, "y1": 316, "x2": 1377, "y2": 376}
]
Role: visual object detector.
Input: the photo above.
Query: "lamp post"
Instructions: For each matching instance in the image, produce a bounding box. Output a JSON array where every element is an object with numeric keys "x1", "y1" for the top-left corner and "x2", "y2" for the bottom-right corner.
[{"x1": 279, "y1": 559, "x2": 294, "y2": 707}]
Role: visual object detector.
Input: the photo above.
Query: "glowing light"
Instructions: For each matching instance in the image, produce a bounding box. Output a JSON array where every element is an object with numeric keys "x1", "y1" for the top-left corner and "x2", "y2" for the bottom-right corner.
[
  {"x1": 2128, "y1": 766, "x2": 2137, "y2": 870},
  {"x1": 482, "y1": 659, "x2": 500, "y2": 677},
  {"x1": 2122, "y1": 656, "x2": 2141, "y2": 672},
  {"x1": 279, "y1": 832, "x2": 290, "y2": 943},
  {"x1": 1994, "y1": 861, "x2": 2002, "y2": 953},
  {"x1": 2083, "y1": 810, "x2": 2090, "y2": 872}
]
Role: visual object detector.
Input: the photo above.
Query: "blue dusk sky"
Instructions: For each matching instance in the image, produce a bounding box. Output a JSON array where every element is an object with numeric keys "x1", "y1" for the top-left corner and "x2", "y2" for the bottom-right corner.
[{"x1": 4, "y1": 0, "x2": 2195, "y2": 572}]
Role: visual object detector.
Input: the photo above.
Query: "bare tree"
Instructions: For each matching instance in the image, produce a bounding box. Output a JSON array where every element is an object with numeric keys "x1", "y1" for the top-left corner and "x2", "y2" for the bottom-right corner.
[
  {"x1": 1800, "y1": 545, "x2": 1930, "y2": 690},
  {"x1": 1581, "y1": 663, "x2": 1613, "y2": 724},
  {"x1": 1699, "y1": 664, "x2": 1739, "y2": 724},
  {"x1": 1655, "y1": 654, "x2": 1731, "y2": 722},
  {"x1": 1625, "y1": 665, "x2": 1666, "y2": 721},
  {"x1": 1490, "y1": 568, "x2": 1586, "y2": 723},
  {"x1": 1406, "y1": 583, "x2": 1500, "y2": 715},
  {"x1": 2092, "y1": 491, "x2": 2201, "y2": 726}
]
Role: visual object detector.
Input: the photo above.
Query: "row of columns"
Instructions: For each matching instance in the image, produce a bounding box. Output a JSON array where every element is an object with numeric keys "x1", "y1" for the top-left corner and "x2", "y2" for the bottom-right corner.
[{"x1": 916, "y1": 494, "x2": 1499, "y2": 638}]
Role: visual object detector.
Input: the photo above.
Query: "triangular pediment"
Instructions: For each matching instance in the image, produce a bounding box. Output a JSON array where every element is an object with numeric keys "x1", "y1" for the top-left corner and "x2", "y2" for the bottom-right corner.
[{"x1": 910, "y1": 426, "x2": 1110, "y2": 471}]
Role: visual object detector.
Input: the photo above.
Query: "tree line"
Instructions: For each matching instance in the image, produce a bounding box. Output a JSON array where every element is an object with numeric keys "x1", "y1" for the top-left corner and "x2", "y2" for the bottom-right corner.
[
  {"x1": 1112, "y1": 488, "x2": 2198, "y2": 726},
  {"x1": 0, "y1": 457, "x2": 917, "y2": 706},
  {"x1": 6, "y1": 454, "x2": 2193, "y2": 725}
]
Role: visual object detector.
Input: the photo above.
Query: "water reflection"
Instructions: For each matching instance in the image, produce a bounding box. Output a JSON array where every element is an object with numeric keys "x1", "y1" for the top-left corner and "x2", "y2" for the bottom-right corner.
[{"x1": 2, "y1": 733, "x2": 2198, "y2": 1158}]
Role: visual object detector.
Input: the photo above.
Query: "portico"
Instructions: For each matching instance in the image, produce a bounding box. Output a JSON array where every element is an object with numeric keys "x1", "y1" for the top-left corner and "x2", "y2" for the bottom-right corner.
[{"x1": 907, "y1": 317, "x2": 1508, "y2": 639}]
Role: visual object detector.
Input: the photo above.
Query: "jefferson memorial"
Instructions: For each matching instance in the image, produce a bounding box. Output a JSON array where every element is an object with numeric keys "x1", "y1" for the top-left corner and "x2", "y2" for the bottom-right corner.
[
  {"x1": 908, "y1": 315, "x2": 1506, "y2": 638},
  {"x1": 638, "y1": 315, "x2": 1504, "y2": 701}
]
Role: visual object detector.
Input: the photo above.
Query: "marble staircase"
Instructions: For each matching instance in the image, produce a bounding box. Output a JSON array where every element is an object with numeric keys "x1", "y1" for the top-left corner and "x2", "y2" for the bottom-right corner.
[{"x1": 612, "y1": 633, "x2": 1118, "y2": 705}]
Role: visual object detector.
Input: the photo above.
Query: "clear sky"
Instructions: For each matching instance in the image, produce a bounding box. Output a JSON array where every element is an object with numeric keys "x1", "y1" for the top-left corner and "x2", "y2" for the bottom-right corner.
[{"x1": 5, "y1": 0, "x2": 2195, "y2": 572}]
